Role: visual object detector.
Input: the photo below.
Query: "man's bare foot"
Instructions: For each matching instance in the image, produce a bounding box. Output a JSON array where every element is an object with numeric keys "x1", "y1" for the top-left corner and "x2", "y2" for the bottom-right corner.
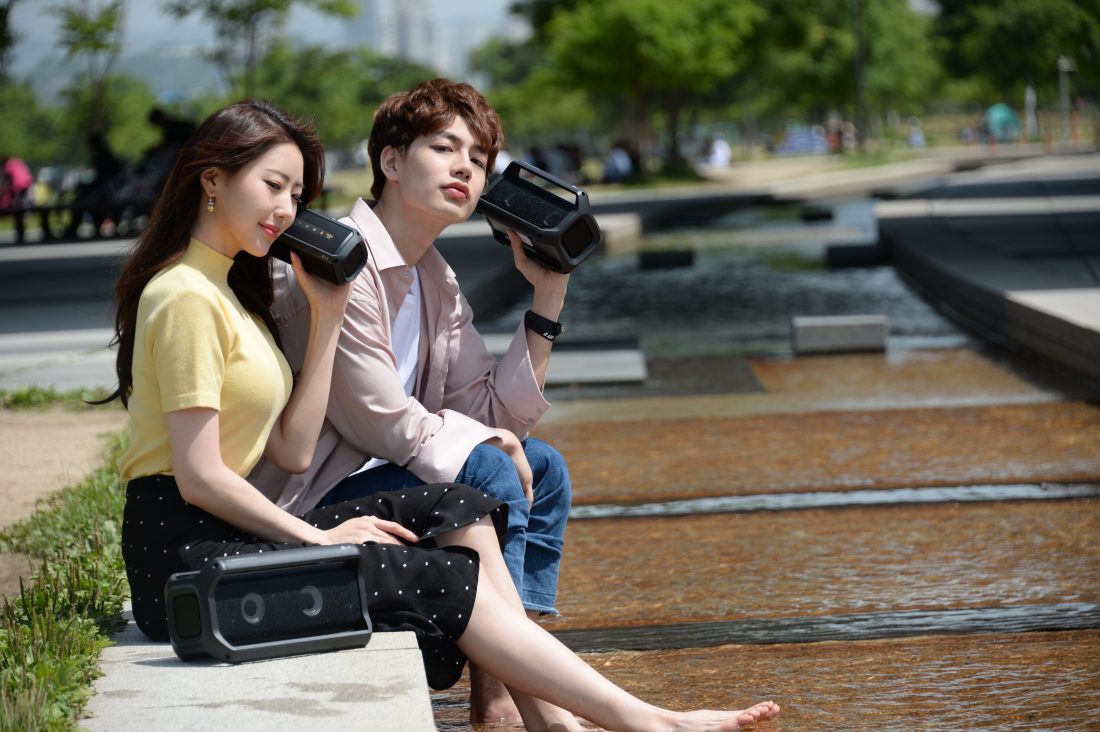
[
  {"x1": 667, "y1": 701, "x2": 781, "y2": 731},
  {"x1": 469, "y1": 664, "x2": 522, "y2": 726}
]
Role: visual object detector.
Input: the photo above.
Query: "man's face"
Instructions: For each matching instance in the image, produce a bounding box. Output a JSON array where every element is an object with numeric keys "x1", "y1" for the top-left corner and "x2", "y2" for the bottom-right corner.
[{"x1": 385, "y1": 116, "x2": 488, "y2": 225}]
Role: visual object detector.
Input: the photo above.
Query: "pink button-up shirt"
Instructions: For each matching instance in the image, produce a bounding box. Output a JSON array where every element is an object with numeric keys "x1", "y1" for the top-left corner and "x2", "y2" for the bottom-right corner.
[{"x1": 250, "y1": 199, "x2": 550, "y2": 513}]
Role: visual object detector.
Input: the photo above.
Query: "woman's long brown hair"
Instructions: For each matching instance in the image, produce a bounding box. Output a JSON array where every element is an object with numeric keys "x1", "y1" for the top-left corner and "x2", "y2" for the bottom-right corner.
[{"x1": 105, "y1": 100, "x2": 324, "y2": 406}]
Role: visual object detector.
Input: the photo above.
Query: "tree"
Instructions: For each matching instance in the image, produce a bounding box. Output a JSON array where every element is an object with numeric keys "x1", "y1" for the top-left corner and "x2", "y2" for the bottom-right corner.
[
  {"x1": 253, "y1": 41, "x2": 437, "y2": 150},
  {"x1": 0, "y1": 0, "x2": 20, "y2": 78},
  {"x1": 55, "y1": 72, "x2": 159, "y2": 164},
  {"x1": 162, "y1": 0, "x2": 357, "y2": 97},
  {"x1": 508, "y1": 0, "x2": 581, "y2": 42},
  {"x1": 48, "y1": 0, "x2": 126, "y2": 133},
  {"x1": 741, "y1": 0, "x2": 937, "y2": 144},
  {"x1": 935, "y1": 0, "x2": 1100, "y2": 104},
  {"x1": 547, "y1": 0, "x2": 763, "y2": 170},
  {"x1": 0, "y1": 81, "x2": 65, "y2": 165}
]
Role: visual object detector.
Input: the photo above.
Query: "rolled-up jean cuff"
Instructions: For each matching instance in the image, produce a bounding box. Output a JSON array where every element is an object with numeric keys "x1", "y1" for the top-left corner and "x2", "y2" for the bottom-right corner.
[{"x1": 522, "y1": 592, "x2": 559, "y2": 616}]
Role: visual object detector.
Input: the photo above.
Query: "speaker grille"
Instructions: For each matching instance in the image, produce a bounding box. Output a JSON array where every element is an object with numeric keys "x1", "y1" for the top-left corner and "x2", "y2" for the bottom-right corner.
[
  {"x1": 212, "y1": 562, "x2": 366, "y2": 645},
  {"x1": 484, "y1": 177, "x2": 569, "y2": 229},
  {"x1": 562, "y1": 217, "x2": 596, "y2": 258},
  {"x1": 339, "y1": 242, "x2": 368, "y2": 279}
]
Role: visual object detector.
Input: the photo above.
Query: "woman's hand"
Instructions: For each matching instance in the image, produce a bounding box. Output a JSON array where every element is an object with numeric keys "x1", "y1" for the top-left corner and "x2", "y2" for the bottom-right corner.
[
  {"x1": 264, "y1": 252, "x2": 351, "y2": 473},
  {"x1": 321, "y1": 515, "x2": 420, "y2": 546},
  {"x1": 290, "y1": 251, "x2": 352, "y2": 318},
  {"x1": 486, "y1": 427, "x2": 534, "y2": 505}
]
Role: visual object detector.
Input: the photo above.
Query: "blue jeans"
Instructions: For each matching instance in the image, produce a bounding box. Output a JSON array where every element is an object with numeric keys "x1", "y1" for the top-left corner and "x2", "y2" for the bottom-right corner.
[{"x1": 320, "y1": 437, "x2": 571, "y2": 614}]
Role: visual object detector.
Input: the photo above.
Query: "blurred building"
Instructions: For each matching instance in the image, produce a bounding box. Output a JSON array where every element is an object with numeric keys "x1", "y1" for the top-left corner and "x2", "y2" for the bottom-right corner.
[{"x1": 346, "y1": 0, "x2": 440, "y2": 69}]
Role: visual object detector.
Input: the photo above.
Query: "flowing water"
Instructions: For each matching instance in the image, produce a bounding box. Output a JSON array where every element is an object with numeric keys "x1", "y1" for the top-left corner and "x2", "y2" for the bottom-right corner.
[{"x1": 443, "y1": 212, "x2": 1100, "y2": 730}]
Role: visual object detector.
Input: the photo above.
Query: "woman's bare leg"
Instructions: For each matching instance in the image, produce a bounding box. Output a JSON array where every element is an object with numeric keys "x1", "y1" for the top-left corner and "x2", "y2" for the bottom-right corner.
[
  {"x1": 438, "y1": 521, "x2": 780, "y2": 732},
  {"x1": 438, "y1": 521, "x2": 581, "y2": 730}
]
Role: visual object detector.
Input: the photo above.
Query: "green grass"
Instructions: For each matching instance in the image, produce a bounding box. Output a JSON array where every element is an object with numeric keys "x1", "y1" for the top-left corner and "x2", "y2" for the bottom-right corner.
[
  {"x1": 322, "y1": 167, "x2": 373, "y2": 212},
  {"x1": 0, "y1": 430, "x2": 130, "y2": 732},
  {"x1": 0, "y1": 387, "x2": 121, "y2": 411}
]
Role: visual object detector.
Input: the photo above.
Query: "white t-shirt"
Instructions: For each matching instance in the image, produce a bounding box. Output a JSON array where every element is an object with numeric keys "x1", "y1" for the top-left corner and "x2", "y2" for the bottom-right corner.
[{"x1": 353, "y1": 267, "x2": 421, "y2": 474}]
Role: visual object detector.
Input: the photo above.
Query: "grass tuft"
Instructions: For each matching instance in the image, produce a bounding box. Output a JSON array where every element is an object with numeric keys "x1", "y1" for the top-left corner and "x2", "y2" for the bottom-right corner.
[
  {"x1": 0, "y1": 430, "x2": 130, "y2": 731},
  {"x1": 0, "y1": 387, "x2": 121, "y2": 412}
]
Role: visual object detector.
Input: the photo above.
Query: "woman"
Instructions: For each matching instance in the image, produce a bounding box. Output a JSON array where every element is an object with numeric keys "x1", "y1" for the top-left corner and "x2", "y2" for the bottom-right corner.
[{"x1": 108, "y1": 100, "x2": 778, "y2": 731}]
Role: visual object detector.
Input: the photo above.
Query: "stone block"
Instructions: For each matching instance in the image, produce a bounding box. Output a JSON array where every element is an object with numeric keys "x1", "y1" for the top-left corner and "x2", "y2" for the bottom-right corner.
[{"x1": 791, "y1": 315, "x2": 889, "y2": 354}]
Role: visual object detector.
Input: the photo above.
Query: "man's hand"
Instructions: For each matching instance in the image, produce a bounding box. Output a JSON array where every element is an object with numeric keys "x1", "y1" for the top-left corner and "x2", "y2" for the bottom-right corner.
[
  {"x1": 508, "y1": 230, "x2": 568, "y2": 304},
  {"x1": 486, "y1": 428, "x2": 534, "y2": 505}
]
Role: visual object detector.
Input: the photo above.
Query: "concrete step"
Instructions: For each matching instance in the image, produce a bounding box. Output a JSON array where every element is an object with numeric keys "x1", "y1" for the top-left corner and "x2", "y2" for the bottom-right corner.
[
  {"x1": 82, "y1": 614, "x2": 435, "y2": 732},
  {"x1": 482, "y1": 332, "x2": 647, "y2": 386}
]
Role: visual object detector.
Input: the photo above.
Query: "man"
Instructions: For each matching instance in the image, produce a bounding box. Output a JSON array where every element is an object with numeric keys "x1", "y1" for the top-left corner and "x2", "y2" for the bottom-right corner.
[{"x1": 252, "y1": 78, "x2": 572, "y2": 723}]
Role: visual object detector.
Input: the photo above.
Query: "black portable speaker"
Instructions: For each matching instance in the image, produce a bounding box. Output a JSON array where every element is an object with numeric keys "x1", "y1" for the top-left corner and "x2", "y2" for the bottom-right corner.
[
  {"x1": 270, "y1": 208, "x2": 369, "y2": 284},
  {"x1": 164, "y1": 544, "x2": 372, "y2": 663},
  {"x1": 475, "y1": 161, "x2": 601, "y2": 273}
]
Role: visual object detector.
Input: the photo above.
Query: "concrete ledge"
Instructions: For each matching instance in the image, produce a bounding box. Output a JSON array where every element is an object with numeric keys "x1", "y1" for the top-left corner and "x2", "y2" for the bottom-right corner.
[
  {"x1": 82, "y1": 611, "x2": 435, "y2": 732},
  {"x1": 596, "y1": 212, "x2": 643, "y2": 255},
  {"x1": 791, "y1": 315, "x2": 889, "y2": 354},
  {"x1": 482, "y1": 333, "x2": 647, "y2": 385},
  {"x1": 1004, "y1": 289, "x2": 1100, "y2": 383}
]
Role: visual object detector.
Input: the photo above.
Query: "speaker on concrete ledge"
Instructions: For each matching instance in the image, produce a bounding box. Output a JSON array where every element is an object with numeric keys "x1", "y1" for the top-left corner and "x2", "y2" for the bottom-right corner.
[{"x1": 165, "y1": 544, "x2": 372, "y2": 663}]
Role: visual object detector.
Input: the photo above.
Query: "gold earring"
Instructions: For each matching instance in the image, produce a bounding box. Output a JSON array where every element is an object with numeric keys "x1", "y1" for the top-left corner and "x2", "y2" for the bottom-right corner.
[{"x1": 207, "y1": 196, "x2": 215, "y2": 213}]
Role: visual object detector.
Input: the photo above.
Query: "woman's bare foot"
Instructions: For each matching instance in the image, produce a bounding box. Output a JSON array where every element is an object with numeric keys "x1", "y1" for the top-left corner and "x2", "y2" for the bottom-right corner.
[{"x1": 665, "y1": 701, "x2": 781, "y2": 731}]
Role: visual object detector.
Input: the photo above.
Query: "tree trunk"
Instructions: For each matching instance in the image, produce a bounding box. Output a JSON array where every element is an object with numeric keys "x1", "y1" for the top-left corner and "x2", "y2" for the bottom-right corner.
[{"x1": 665, "y1": 97, "x2": 684, "y2": 167}]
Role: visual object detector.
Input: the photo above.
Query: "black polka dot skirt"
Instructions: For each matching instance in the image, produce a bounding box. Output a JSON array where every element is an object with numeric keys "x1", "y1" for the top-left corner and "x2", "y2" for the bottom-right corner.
[{"x1": 122, "y1": 474, "x2": 507, "y2": 689}]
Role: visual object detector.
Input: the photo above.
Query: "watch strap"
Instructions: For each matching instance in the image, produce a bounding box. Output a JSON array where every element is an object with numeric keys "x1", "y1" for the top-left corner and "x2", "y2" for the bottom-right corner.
[{"x1": 524, "y1": 309, "x2": 563, "y2": 341}]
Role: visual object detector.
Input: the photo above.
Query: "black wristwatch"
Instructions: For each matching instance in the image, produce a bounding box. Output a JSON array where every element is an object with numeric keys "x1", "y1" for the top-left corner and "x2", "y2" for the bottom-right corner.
[{"x1": 524, "y1": 309, "x2": 564, "y2": 342}]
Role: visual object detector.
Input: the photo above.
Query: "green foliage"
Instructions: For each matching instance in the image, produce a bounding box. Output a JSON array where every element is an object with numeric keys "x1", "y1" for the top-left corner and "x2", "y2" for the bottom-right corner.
[
  {"x1": 0, "y1": 0, "x2": 21, "y2": 78},
  {"x1": 548, "y1": 0, "x2": 763, "y2": 99},
  {"x1": 163, "y1": 0, "x2": 358, "y2": 97},
  {"x1": 0, "y1": 81, "x2": 65, "y2": 165},
  {"x1": 508, "y1": 0, "x2": 582, "y2": 42},
  {"x1": 469, "y1": 36, "x2": 545, "y2": 89},
  {"x1": 47, "y1": 1, "x2": 126, "y2": 132},
  {"x1": 48, "y1": 0, "x2": 123, "y2": 60},
  {"x1": 0, "y1": 386, "x2": 120, "y2": 410},
  {"x1": 0, "y1": 431, "x2": 129, "y2": 731},
  {"x1": 935, "y1": 0, "x2": 1100, "y2": 102},
  {"x1": 749, "y1": 0, "x2": 938, "y2": 121},
  {"x1": 864, "y1": 0, "x2": 939, "y2": 112},
  {"x1": 10, "y1": 0, "x2": 1094, "y2": 176},
  {"x1": 54, "y1": 73, "x2": 159, "y2": 164},
  {"x1": 254, "y1": 41, "x2": 436, "y2": 150},
  {"x1": 546, "y1": 0, "x2": 763, "y2": 165},
  {"x1": 484, "y1": 69, "x2": 599, "y2": 150}
]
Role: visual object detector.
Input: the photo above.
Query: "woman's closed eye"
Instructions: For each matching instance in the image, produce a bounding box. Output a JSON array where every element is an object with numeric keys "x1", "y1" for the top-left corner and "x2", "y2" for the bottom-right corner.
[{"x1": 268, "y1": 179, "x2": 302, "y2": 204}]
